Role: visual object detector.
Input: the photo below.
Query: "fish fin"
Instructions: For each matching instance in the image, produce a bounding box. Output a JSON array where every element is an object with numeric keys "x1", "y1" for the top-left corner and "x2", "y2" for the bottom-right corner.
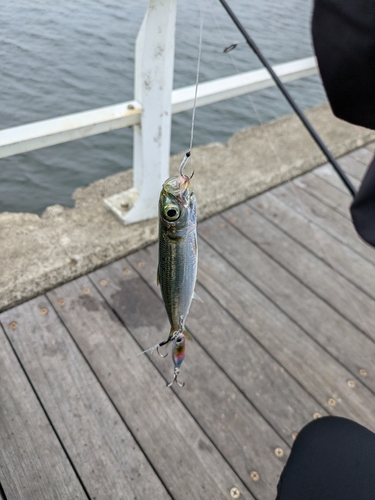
[
  {"x1": 193, "y1": 291, "x2": 203, "y2": 303},
  {"x1": 157, "y1": 266, "x2": 160, "y2": 286},
  {"x1": 184, "y1": 328, "x2": 193, "y2": 341}
]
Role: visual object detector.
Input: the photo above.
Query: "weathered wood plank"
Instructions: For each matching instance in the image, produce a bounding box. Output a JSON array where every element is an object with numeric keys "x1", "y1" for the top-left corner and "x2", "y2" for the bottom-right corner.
[
  {"x1": 244, "y1": 192, "x2": 375, "y2": 332},
  {"x1": 221, "y1": 203, "x2": 375, "y2": 391},
  {"x1": 48, "y1": 277, "x2": 254, "y2": 500},
  {"x1": 1, "y1": 298, "x2": 169, "y2": 500},
  {"x1": 313, "y1": 164, "x2": 360, "y2": 193},
  {"x1": 365, "y1": 142, "x2": 375, "y2": 153},
  {"x1": 256, "y1": 188, "x2": 375, "y2": 298},
  {"x1": 338, "y1": 155, "x2": 367, "y2": 181},
  {"x1": 264, "y1": 185, "x2": 375, "y2": 297},
  {"x1": 318, "y1": 146, "x2": 373, "y2": 191},
  {"x1": 198, "y1": 220, "x2": 375, "y2": 431},
  {"x1": 0, "y1": 324, "x2": 87, "y2": 500},
  {"x1": 90, "y1": 254, "x2": 295, "y2": 499},
  {"x1": 127, "y1": 245, "x2": 326, "y2": 451},
  {"x1": 294, "y1": 172, "x2": 352, "y2": 219},
  {"x1": 271, "y1": 182, "x2": 375, "y2": 265},
  {"x1": 348, "y1": 147, "x2": 374, "y2": 166}
]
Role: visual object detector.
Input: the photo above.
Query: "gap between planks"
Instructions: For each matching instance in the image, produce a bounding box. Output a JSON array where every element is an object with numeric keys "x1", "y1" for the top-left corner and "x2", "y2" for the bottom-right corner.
[
  {"x1": 126, "y1": 244, "x2": 326, "y2": 447},
  {"x1": 0, "y1": 322, "x2": 88, "y2": 500},
  {"x1": 232, "y1": 195, "x2": 375, "y2": 336},
  {"x1": 216, "y1": 206, "x2": 375, "y2": 393},
  {"x1": 48, "y1": 277, "x2": 254, "y2": 500},
  {"x1": 88, "y1": 262, "x2": 289, "y2": 499},
  {"x1": 197, "y1": 220, "x2": 375, "y2": 432},
  {"x1": 1, "y1": 297, "x2": 170, "y2": 500}
]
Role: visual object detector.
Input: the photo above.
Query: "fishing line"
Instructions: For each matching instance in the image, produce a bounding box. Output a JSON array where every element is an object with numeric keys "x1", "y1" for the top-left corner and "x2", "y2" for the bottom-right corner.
[
  {"x1": 218, "y1": 0, "x2": 357, "y2": 198},
  {"x1": 178, "y1": 0, "x2": 206, "y2": 177},
  {"x1": 210, "y1": 1, "x2": 372, "y2": 337},
  {"x1": 188, "y1": 0, "x2": 206, "y2": 155},
  {"x1": 208, "y1": 0, "x2": 373, "y2": 340},
  {"x1": 209, "y1": 2, "x2": 280, "y2": 157}
]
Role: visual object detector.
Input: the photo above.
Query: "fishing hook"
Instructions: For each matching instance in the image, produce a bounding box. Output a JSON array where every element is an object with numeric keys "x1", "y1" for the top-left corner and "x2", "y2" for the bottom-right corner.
[
  {"x1": 179, "y1": 151, "x2": 191, "y2": 176},
  {"x1": 167, "y1": 367, "x2": 185, "y2": 388},
  {"x1": 156, "y1": 345, "x2": 169, "y2": 358},
  {"x1": 156, "y1": 331, "x2": 179, "y2": 357},
  {"x1": 138, "y1": 332, "x2": 177, "y2": 357}
]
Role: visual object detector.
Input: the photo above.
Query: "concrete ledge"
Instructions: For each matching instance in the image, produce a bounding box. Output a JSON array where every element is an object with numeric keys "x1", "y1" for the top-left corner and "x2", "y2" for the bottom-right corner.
[{"x1": 1, "y1": 102, "x2": 375, "y2": 311}]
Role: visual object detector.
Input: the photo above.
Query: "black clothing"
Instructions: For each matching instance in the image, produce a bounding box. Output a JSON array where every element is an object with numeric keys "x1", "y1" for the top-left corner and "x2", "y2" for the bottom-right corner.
[
  {"x1": 312, "y1": 0, "x2": 375, "y2": 247},
  {"x1": 351, "y1": 156, "x2": 375, "y2": 247},
  {"x1": 312, "y1": 0, "x2": 375, "y2": 130},
  {"x1": 276, "y1": 417, "x2": 375, "y2": 500}
]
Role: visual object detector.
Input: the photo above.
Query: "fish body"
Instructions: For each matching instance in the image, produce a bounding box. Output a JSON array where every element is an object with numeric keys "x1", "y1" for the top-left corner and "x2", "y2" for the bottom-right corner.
[{"x1": 158, "y1": 170, "x2": 198, "y2": 340}]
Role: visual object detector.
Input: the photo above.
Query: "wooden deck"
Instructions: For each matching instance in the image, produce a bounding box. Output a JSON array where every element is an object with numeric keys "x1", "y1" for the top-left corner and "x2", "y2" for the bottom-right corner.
[{"x1": 1, "y1": 143, "x2": 375, "y2": 500}]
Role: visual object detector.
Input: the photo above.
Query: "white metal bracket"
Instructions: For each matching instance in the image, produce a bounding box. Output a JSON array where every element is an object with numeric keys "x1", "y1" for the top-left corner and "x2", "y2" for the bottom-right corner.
[{"x1": 105, "y1": 0, "x2": 177, "y2": 225}]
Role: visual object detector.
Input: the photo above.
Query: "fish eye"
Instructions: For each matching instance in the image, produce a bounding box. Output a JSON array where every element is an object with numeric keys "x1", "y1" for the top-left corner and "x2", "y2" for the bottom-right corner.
[{"x1": 164, "y1": 205, "x2": 180, "y2": 221}]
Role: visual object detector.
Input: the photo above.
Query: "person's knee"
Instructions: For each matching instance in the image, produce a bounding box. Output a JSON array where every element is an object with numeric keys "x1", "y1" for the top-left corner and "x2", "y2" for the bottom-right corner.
[
  {"x1": 295, "y1": 416, "x2": 369, "y2": 451},
  {"x1": 277, "y1": 417, "x2": 375, "y2": 499}
]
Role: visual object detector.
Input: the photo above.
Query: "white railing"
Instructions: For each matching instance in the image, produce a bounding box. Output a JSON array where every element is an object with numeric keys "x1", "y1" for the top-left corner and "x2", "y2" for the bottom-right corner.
[{"x1": 0, "y1": 0, "x2": 318, "y2": 224}]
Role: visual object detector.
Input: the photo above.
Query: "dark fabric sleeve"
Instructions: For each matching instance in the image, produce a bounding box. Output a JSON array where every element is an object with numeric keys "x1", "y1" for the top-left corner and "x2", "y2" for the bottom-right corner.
[
  {"x1": 312, "y1": 0, "x2": 375, "y2": 129},
  {"x1": 350, "y1": 155, "x2": 375, "y2": 246},
  {"x1": 276, "y1": 417, "x2": 375, "y2": 500},
  {"x1": 312, "y1": 0, "x2": 375, "y2": 247}
]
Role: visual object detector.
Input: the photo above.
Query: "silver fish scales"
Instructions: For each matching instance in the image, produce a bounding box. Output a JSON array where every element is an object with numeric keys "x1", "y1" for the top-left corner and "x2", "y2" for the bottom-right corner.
[
  {"x1": 157, "y1": 155, "x2": 198, "y2": 342},
  {"x1": 139, "y1": 153, "x2": 199, "y2": 388}
]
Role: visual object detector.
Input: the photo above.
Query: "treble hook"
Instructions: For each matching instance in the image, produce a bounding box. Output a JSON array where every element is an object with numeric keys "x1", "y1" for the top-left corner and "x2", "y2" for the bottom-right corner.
[
  {"x1": 167, "y1": 367, "x2": 185, "y2": 388},
  {"x1": 156, "y1": 331, "x2": 178, "y2": 357},
  {"x1": 138, "y1": 332, "x2": 176, "y2": 357},
  {"x1": 156, "y1": 345, "x2": 168, "y2": 358}
]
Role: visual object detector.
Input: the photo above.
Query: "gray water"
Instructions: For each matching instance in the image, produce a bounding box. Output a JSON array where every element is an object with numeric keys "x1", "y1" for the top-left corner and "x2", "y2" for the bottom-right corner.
[{"x1": 1, "y1": 0, "x2": 325, "y2": 215}]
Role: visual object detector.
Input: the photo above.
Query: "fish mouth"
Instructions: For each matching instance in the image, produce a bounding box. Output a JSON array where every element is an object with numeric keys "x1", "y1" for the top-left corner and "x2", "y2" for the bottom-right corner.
[
  {"x1": 162, "y1": 174, "x2": 191, "y2": 204},
  {"x1": 162, "y1": 150, "x2": 194, "y2": 202}
]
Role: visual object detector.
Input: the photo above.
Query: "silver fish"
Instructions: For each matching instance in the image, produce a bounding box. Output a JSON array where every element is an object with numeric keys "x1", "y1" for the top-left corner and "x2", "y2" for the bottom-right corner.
[
  {"x1": 138, "y1": 153, "x2": 200, "y2": 382},
  {"x1": 157, "y1": 152, "x2": 200, "y2": 345}
]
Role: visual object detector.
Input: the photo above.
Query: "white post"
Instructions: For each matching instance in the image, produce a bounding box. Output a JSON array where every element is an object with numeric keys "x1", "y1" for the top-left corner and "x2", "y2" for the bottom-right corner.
[{"x1": 104, "y1": 0, "x2": 177, "y2": 224}]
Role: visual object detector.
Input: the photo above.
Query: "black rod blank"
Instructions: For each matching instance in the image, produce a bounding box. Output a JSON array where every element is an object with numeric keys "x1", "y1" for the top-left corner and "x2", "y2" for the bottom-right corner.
[{"x1": 218, "y1": 0, "x2": 357, "y2": 197}]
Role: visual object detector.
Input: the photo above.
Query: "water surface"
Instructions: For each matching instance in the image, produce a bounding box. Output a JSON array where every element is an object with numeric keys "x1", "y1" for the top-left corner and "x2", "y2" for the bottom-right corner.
[{"x1": 0, "y1": 0, "x2": 325, "y2": 214}]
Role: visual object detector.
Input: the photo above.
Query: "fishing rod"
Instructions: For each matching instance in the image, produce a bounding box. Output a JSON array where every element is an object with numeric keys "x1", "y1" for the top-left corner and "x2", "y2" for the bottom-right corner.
[{"x1": 218, "y1": 0, "x2": 357, "y2": 198}]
